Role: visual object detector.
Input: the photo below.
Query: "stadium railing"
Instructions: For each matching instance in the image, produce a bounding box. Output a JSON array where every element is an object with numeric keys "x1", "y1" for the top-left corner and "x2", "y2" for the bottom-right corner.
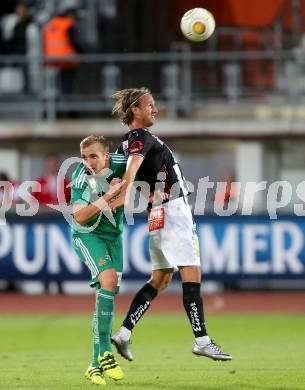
[{"x1": 0, "y1": 48, "x2": 303, "y2": 120}]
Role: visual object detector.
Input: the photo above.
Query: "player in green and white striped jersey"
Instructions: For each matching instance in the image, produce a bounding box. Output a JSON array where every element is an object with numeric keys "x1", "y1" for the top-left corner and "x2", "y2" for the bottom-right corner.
[{"x1": 70, "y1": 135, "x2": 127, "y2": 385}]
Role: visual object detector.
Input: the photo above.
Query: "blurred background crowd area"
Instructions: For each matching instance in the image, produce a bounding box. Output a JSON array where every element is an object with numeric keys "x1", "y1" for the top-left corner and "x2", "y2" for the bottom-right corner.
[{"x1": 1, "y1": 0, "x2": 305, "y2": 109}]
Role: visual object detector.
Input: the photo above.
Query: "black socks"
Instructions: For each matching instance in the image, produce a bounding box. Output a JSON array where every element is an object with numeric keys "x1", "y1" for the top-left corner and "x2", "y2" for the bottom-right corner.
[
  {"x1": 122, "y1": 283, "x2": 158, "y2": 330},
  {"x1": 182, "y1": 282, "x2": 207, "y2": 337},
  {"x1": 122, "y1": 281, "x2": 207, "y2": 338}
]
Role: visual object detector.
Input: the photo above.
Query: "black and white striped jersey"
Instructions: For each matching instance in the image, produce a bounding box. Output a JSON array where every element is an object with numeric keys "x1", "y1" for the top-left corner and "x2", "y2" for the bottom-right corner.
[{"x1": 117, "y1": 127, "x2": 189, "y2": 199}]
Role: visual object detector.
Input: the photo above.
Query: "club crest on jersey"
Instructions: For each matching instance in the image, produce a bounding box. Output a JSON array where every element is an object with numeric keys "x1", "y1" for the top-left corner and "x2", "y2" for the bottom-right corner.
[
  {"x1": 129, "y1": 140, "x2": 144, "y2": 153},
  {"x1": 98, "y1": 258, "x2": 107, "y2": 266}
]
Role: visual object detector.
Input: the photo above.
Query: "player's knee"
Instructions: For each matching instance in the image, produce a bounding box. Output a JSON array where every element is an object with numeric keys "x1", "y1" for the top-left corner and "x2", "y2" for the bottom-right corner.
[
  {"x1": 150, "y1": 273, "x2": 172, "y2": 293},
  {"x1": 98, "y1": 269, "x2": 118, "y2": 292},
  {"x1": 161, "y1": 274, "x2": 172, "y2": 290}
]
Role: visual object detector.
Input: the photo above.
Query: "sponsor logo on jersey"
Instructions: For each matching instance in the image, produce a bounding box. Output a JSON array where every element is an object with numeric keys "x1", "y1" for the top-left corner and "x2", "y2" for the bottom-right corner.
[
  {"x1": 148, "y1": 207, "x2": 165, "y2": 231},
  {"x1": 129, "y1": 140, "x2": 144, "y2": 153}
]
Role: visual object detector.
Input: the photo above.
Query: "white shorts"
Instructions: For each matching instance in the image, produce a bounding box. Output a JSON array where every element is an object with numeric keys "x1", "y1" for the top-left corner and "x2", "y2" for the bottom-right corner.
[{"x1": 148, "y1": 197, "x2": 201, "y2": 271}]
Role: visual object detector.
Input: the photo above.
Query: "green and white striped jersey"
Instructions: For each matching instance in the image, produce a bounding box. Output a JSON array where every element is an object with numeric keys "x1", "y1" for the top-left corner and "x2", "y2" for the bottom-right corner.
[{"x1": 70, "y1": 153, "x2": 127, "y2": 239}]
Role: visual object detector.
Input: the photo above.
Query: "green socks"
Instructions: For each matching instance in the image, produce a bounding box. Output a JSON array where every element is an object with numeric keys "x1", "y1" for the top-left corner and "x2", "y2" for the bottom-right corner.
[
  {"x1": 96, "y1": 289, "x2": 115, "y2": 355},
  {"x1": 91, "y1": 312, "x2": 99, "y2": 367}
]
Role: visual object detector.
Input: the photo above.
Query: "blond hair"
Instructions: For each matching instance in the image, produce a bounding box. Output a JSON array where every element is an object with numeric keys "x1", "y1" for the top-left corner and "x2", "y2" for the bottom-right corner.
[
  {"x1": 112, "y1": 87, "x2": 151, "y2": 125},
  {"x1": 80, "y1": 135, "x2": 109, "y2": 150}
]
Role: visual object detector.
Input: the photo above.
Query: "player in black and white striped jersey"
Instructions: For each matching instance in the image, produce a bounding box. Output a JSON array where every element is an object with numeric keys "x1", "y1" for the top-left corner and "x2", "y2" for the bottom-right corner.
[
  {"x1": 117, "y1": 127, "x2": 189, "y2": 200},
  {"x1": 110, "y1": 87, "x2": 232, "y2": 362}
]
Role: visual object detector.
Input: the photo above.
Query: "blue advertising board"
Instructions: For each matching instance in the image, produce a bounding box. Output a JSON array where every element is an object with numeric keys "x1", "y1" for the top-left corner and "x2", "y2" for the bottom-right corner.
[{"x1": 0, "y1": 214, "x2": 305, "y2": 282}]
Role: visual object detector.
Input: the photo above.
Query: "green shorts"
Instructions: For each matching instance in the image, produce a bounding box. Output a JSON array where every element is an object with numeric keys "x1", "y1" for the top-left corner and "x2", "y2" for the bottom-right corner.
[{"x1": 72, "y1": 234, "x2": 123, "y2": 291}]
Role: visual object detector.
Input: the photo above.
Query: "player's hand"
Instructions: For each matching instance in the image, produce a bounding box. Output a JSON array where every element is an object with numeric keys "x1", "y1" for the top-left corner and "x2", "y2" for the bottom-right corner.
[
  {"x1": 109, "y1": 195, "x2": 122, "y2": 213},
  {"x1": 107, "y1": 178, "x2": 123, "y2": 198},
  {"x1": 109, "y1": 194, "x2": 124, "y2": 214}
]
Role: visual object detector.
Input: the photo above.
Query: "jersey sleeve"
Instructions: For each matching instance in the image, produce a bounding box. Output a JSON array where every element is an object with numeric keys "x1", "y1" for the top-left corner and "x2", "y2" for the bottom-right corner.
[
  {"x1": 70, "y1": 169, "x2": 90, "y2": 206},
  {"x1": 128, "y1": 129, "x2": 154, "y2": 158},
  {"x1": 110, "y1": 154, "x2": 127, "y2": 178}
]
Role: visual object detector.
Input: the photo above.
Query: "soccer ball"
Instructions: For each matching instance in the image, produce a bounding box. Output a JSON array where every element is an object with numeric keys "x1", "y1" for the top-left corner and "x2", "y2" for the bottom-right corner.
[{"x1": 180, "y1": 8, "x2": 215, "y2": 42}]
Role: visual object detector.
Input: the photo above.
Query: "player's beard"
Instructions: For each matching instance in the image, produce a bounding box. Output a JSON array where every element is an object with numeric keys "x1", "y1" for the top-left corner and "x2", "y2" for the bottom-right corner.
[{"x1": 145, "y1": 116, "x2": 155, "y2": 127}]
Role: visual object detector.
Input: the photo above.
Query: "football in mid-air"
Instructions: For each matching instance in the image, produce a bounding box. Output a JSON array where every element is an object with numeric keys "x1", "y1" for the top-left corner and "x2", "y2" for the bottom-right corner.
[{"x1": 180, "y1": 8, "x2": 215, "y2": 42}]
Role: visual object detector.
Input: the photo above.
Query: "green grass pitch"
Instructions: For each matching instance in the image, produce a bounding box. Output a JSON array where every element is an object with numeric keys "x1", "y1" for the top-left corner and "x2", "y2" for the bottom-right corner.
[{"x1": 1, "y1": 313, "x2": 305, "y2": 389}]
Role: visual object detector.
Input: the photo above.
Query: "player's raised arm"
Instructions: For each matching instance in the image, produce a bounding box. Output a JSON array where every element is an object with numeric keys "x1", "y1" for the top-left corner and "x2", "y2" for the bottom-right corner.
[{"x1": 110, "y1": 155, "x2": 144, "y2": 211}]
